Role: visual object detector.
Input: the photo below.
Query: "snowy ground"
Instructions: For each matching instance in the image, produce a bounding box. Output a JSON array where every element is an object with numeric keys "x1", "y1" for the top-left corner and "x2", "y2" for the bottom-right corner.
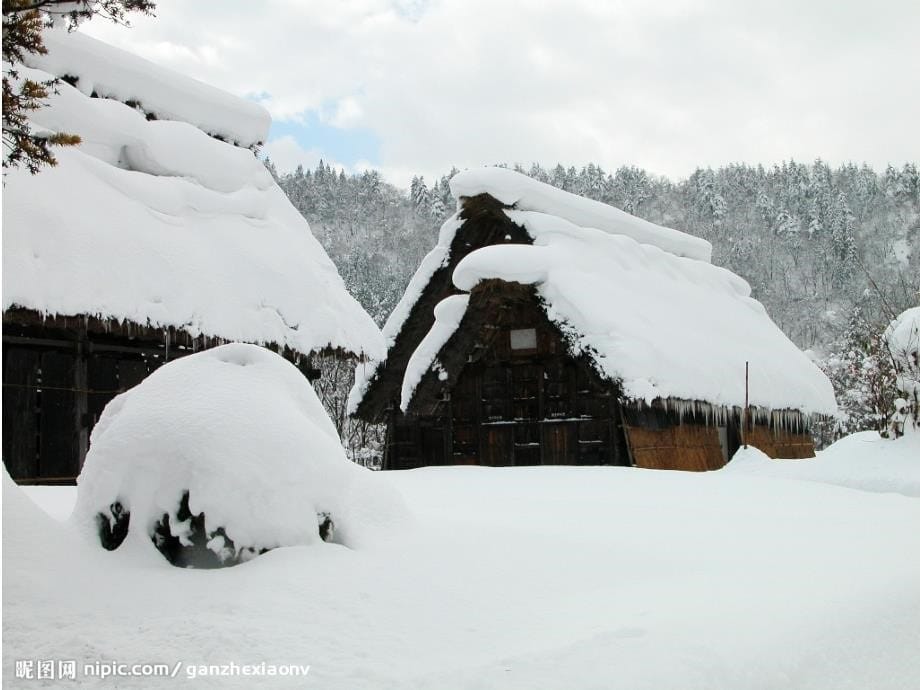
[{"x1": 4, "y1": 435, "x2": 920, "y2": 689}]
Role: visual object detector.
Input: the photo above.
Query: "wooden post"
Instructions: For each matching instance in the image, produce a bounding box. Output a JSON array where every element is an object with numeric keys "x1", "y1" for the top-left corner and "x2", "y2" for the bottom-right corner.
[
  {"x1": 75, "y1": 336, "x2": 89, "y2": 472},
  {"x1": 742, "y1": 361, "x2": 749, "y2": 449}
]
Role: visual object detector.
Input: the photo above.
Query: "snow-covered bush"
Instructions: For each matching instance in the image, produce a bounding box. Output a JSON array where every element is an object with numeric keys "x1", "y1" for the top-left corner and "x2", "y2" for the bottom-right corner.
[
  {"x1": 815, "y1": 307, "x2": 898, "y2": 440},
  {"x1": 72, "y1": 343, "x2": 406, "y2": 567},
  {"x1": 884, "y1": 306, "x2": 920, "y2": 437}
]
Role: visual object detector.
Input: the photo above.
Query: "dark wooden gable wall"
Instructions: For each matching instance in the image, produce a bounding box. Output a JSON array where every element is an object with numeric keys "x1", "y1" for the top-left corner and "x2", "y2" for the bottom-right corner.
[
  {"x1": 354, "y1": 194, "x2": 532, "y2": 421},
  {"x1": 385, "y1": 280, "x2": 633, "y2": 469}
]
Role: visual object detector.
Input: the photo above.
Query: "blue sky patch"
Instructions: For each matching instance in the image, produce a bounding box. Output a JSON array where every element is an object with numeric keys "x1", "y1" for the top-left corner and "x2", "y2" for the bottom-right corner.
[{"x1": 269, "y1": 113, "x2": 381, "y2": 168}]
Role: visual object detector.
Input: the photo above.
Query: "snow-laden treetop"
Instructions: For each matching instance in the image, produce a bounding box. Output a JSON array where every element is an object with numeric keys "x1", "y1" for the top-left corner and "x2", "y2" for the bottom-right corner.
[
  {"x1": 3, "y1": 29, "x2": 383, "y2": 360},
  {"x1": 450, "y1": 167, "x2": 713, "y2": 262},
  {"x1": 884, "y1": 306, "x2": 920, "y2": 402},
  {"x1": 29, "y1": 28, "x2": 270, "y2": 148}
]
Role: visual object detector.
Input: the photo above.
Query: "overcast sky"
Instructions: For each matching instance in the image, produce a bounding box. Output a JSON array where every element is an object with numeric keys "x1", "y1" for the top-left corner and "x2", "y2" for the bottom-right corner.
[{"x1": 82, "y1": 0, "x2": 919, "y2": 188}]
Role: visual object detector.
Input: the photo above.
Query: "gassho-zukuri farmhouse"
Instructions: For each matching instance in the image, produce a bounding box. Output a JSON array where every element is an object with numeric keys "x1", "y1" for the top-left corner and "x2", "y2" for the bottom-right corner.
[
  {"x1": 1, "y1": 28, "x2": 384, "y2": 484},
  {"x1": 349, "y1": 167, "x2": 837, "y2": 471}
]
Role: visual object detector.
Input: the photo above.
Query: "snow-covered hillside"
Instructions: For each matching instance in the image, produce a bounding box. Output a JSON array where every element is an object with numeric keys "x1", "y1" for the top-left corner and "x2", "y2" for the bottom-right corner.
[
  {"x1": 6, "y1": 434, "x2": 919, "y2": 689},
  {"x1": 2, "y1": 29, "x2": 383, "y2": 359}
]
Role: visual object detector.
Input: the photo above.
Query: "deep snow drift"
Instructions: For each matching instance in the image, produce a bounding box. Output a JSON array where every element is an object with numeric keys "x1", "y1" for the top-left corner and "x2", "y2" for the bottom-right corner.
[
  {"x1": 73, "y1": 344, "x2": 407, "y2": 561},
  {"x1": 3, "y1": 29, "x2": 383, "y2": 360},
  {"x1": 727, "y1": 431, "x2": 920, "y2": 497},
  {"x1": 6, "y1": 433, "x2": 920, "y2": 688}
]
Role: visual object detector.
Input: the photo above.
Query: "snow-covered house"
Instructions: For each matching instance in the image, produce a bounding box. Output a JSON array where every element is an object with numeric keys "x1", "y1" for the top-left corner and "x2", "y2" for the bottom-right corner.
[
  {"x1": 2, "y1": 30, "x2": 384, "y2": 484},
  {"x1": 349, "y1": 167, "x2": 836, "y2": 471}
]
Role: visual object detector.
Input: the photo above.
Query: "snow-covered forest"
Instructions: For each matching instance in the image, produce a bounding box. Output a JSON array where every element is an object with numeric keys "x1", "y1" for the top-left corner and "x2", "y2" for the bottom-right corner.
[{"x1": 270, "y1": 159, "x2": 919, "y2": 450}]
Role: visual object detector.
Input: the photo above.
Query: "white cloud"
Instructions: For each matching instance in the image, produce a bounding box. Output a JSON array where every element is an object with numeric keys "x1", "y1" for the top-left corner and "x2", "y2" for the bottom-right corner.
[
  {"x1": 326, "y1": 96, "x2": 364, "y2": 129},
  {"x1": 82, "y1": 0, "x2": 920, "y2": 186}
]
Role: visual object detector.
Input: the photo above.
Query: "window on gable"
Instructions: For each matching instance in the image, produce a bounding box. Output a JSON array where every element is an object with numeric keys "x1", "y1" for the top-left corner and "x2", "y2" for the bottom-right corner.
[{"x1": 509, "y1": 328, "x2": 537, "y2": 351}]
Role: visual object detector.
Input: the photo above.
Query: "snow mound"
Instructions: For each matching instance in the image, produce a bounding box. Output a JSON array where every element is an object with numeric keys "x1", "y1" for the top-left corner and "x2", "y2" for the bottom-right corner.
[
  {"x1": 448, "y1": 210, "x2": 836, "y2": 415},
  {"x1": 71, "y1": 344, "x2": 407, "y2": 564},
  {"x1": 3, "y1": 468, "x2": 78, "y2": 563},
  {"x1": 28, "y1": 28, "x2": 269, "y2": 147},
  {"x1": 725, "y1": 431, "x2": 920, "y2": 497},
  {"x1": 3, "y1": 31, "x2": 384, "y2": 360},
  {"x1": 449, "y1": 167, "x2": 712, "y2": 262}
]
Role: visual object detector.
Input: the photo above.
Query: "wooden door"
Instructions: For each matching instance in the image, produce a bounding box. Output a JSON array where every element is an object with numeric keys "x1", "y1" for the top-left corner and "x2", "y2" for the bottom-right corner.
[
  {"x1": 481, "y1": 425, "x2": 513, "y2": 466},
  {"x1": 38, "y1": 351, "x2": 80, "y2": 480},
  {"x1": 2, "y1": 347, "x2": 40, "y2": 480},
  {"x1": 542, "y1": 421, "x2": 575, "y2": 465}
]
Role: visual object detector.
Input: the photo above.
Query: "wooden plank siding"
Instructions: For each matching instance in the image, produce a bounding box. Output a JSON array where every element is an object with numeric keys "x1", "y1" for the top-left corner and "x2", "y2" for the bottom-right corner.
[
  {"x1": 384, "y1": 282, "x2": 633, "y2": 469},
  {"x1": 2, "y1": 348, "x2": 40, "y2": 480},
  {"x1": 38, "y1": 350, "x2": 80, "y2": 479},
  {"x1": 2, "y1": 344, "x2": 160, "y2": 483},
  {"x1": 4, "y1": 318, "x2": 323, "y2": 484}
]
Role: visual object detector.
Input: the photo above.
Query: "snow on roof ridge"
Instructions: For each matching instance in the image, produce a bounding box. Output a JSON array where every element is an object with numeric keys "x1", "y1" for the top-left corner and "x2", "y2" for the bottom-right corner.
[
  {"x1": 449, "y1": 167, "x2": 713, "y2": 262},
  {"x1": 400, "y1": 294, "x2": 470, "y2": 412},
  {"x1": 27, "y1": 28, "x2": 270, "y2": 148}
]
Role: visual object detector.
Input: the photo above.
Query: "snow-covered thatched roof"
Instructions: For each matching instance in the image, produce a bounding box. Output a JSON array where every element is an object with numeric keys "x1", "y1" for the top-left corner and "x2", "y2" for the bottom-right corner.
[
  {"x1": 350, "y1": 167, "x2": 836, "y2": 417},
  {"x1": 33, "y1": 29, "x2": 270, "y2": 148},
  {"x1": 450, "y1": 167, "x2": 713, "y2": 262},
  {"x1": 2, "y1": 29, "x2": 384, "y2": 361}
]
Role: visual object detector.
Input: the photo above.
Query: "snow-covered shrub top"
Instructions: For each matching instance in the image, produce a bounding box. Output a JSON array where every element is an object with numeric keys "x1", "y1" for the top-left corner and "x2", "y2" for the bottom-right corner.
[
  {"x1": 29, "y1": 28, "x2": 270, "y2": 147},
  {"x1": 3, "y1": 32, "x2": 384, "y2": 360},
  {"x1": 450, "y1": 167, "x2": 713, "y2": 262},
  {"x1": 72, "y1": 344, "x2": 405, "y2": 556},
  {"x1": 884, "y1": 306, "x2": 920, "y2": 401}
]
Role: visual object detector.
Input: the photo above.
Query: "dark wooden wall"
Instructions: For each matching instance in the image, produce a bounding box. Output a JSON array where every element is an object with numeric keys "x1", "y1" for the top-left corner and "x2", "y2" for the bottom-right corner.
[
  {"x1": 386, "y1": 365, "x2": 630, "y2": 469},
  {"x1": 384, "y1": 290, "x2": 633, "y2": 469},
  {"x1": 2, "y1": 337, "x2": 170, "y2": 484},
  {"x1": 3, "y1": 315, "x2": 321, "y2": 484}
]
